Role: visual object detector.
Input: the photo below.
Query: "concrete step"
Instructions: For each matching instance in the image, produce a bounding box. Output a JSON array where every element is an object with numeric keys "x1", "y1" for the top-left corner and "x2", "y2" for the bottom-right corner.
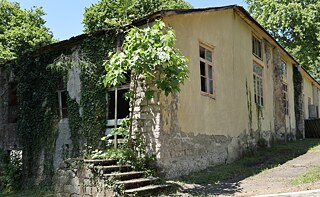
[
  {"x1": 95, "y1": 165, "x2": 131, "y2": 173},
  {"x1": 104, "y1": 171, "x2": 145, "y2": 181},
  {"x1": 124, "y1": 184, "x2": 170, "y2": 196},
  {"x1": 83, "y1": 159, "x2": 118, "y2": 166},
  {"x1": 117, "y1": 177, "x2": 159, "y2": 190}
]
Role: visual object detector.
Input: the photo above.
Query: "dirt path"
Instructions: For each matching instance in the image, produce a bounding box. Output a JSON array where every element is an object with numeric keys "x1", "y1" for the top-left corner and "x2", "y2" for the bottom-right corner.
[{"x1": 170, "y1": 147, "x2": 320, "y2": 196}]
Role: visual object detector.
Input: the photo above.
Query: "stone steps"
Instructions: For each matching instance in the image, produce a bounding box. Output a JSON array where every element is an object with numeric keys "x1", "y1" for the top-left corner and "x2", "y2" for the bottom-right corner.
[
  {"x1": 85, "y1": 159, "x2": 170, "y2": 196},
  {"x1": 104, "y1": 171, "x2": 145, "y2": 180},
  {"x1": 96, "y1": 165, "x2": 132, "y2": 173},
  {"x1": 118, "y1": 177, "x2": 159, "y2": 189},
  {"x1": 124, "y1": 184, "x2": 170, "y2": 196},
  {"x1": 84, "y1": 159, "x2": 118, "y2": 166}
]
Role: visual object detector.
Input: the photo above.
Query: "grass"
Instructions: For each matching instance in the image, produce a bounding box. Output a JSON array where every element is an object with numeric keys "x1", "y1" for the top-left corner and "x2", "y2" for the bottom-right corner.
[
  {"x1": 0, "y1": 188, "x2": 54, "y2": 197},
  {"x1": 292, "y1": 166, "x2": 320, "y2": 186},
  {"x1": 178, "y1": 139, "x2": 320, "y2": 185}
]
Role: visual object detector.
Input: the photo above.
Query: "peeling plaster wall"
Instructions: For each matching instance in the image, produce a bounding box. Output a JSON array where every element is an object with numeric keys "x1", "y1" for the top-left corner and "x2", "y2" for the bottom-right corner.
[
  {"x1": 53, "y1": 51, "x2": 82, "y2": 170},
  {"x1": 134, "y1": 9, "x2": 301, "y2": 178},
  {"x1": 53, "y1": 119, "x2": 73, "y2": 170}
]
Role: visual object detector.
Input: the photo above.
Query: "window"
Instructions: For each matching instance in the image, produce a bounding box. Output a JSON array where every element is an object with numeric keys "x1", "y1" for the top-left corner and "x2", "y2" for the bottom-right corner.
[
  {"x1": 282, "y1": 83, "x2": 289, "y2": 115},
  {"x1": 57, "y1": 77, "x2": 68, "y2": 119},
  {"x1": 199, "y1": 44, "x2": 214, "y2": 95},
  {"x1": 281, "y1": 60, "x2": 287, "y2": 79},
  {"x1": 252, "y1": 36, "x2": 262, "y2": 59},
  {"x1": 253, "y1": 63, "x2": 264, "y2": 106}
]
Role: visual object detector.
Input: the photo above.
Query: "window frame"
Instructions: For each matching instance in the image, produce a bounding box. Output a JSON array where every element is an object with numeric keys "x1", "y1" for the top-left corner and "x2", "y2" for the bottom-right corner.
[
  {"x1": 253, "y1": 62, "x2": 264, "y2": 107},
  {"x1": 280, "y1": 59, "x2": 287, "y2": 80},
  {"x1": 199, "y1": 42, "x2": 215, "y2": 98},
  {"x1": 57, "y1": 77, "x2": 68, "y2": 119},
  {"x1": 282, "y1": 82, "x2": 289, "y2": 115},
  {"x1": 252, "y1": 35, "x2": 263, "y2": 60}
]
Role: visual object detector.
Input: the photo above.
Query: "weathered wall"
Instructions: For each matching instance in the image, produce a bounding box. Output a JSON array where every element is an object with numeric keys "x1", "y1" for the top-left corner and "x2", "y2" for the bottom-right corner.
[
  {"x1": 136, "y1": 9, "x2": 304, "y2": 178},
  {"x1": 53, "y1": 53, "x2": 82, "y2": 170},
  {"x1": 0, "y1": 68, "x2": 19, "y2": 151},
  {"x1": 134, "y1": 10, "x2": 275, "y2": 178},
  {"x1": 56, "y1": 159, "x2": 114, "y2": 197},
  {"x1": 302, "y1": 71, "x2": 315, "y2": 119}
]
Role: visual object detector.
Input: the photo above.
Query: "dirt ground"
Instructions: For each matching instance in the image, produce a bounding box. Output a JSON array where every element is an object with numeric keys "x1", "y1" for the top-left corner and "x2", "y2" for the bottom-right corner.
[{"x1": 169, "y1": 147, "x2": 320, "y2": 196}]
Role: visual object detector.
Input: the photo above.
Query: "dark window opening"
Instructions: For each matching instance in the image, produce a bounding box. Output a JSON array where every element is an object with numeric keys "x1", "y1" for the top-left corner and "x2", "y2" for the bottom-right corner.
[
  {"x1": 57, "y1": 77, "x2": 68, "y2": 119},
  {"x1": 107, "y1": 89, "x2": 129, "y2": 120},
  {"x1": 252, "y1": 36, "x2": 263, "y2": 59}
]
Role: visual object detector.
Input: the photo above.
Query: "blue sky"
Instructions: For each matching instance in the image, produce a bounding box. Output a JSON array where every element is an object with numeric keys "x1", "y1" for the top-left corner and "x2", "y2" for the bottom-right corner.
[{"x1": 8, "y1": 0, "x2": 247, "y2": 41}]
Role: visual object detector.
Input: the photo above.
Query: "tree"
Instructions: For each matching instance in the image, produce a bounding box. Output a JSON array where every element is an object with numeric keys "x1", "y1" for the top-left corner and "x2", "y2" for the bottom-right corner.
[
  {"x1": 103, "y1": 20, "x2": 189, "y2": 147},
  {"x1": 83, "y1": 0, "x2": 192, "y2": 32},
  {"x1": 245, "y1": 0, "x2": 320, "y2": 79},
  {"x1": 0, "y1": 0, "x2": 53, "y2": 65}
]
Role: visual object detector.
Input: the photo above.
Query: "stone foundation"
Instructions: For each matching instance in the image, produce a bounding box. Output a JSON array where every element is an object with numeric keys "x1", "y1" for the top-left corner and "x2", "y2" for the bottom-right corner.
[
  {"x1": 152, "y1": 129, "x2": 273, "y2": 178},
  {"x1": 55, "y1": 159, "x2": 114, "y2": 197}
]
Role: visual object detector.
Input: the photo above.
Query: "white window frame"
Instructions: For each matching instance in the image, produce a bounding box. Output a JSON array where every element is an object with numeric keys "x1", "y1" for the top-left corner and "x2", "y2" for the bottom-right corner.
[
  {"x1": 252, "y1": 35, "x2": 263, "y2": 60},
  {"x1": 253, "y1": 63, "x2": 264, "y2": 107},
  {"x1": 199, "y1": 43, "x2": 215, "y2": 97}
]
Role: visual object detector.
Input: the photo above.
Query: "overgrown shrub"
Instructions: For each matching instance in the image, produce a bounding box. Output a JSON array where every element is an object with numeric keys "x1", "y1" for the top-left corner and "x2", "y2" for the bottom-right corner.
[{"x1": 0, "y1": 149, "x2": 22, "y2": 192}]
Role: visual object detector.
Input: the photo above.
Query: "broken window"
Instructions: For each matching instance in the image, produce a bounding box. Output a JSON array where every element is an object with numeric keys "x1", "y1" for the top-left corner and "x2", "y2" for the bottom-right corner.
[
  {"x1": 199, "y1": 44, "x2": 214, "y2": 96},
  {"x1": 106, "y1": 71, "x2": 130, "y2": 136},
  {"x1": 252, "y1": 35, "x2": 262, "y2": 59},
  {"x1": 253, "y1": 63, "x2": 264, "y2": 106},
  {"x1": 282, "y1": 83, "x2": 289, "y2": 115},
  {"x1": 57, "y1": 77, "x2": 68, "y2": 119}
]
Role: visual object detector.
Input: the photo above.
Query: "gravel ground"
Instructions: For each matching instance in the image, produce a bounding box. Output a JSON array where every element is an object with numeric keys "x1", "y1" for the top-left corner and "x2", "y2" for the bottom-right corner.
[{"x1": 165, "y1": 147, "x2": 320, "y2": 196}]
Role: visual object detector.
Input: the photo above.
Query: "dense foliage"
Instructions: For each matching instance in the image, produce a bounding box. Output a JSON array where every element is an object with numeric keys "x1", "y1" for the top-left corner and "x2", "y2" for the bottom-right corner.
[
  {"x1": 0, "y1": 0, "x2": 53, "y2": 65},
  {"x1": 0, "y1": 150, "x2": 22, "y2": 192},
  {"x1": 83, "y1": 0, "x2": 192, "y2": 32},
  {"x1": 104, "y1": 20, "x2": 188, "y2": 147},
  {"x1": 245, "y1": 0, "x2": 320, "y2": 80}
]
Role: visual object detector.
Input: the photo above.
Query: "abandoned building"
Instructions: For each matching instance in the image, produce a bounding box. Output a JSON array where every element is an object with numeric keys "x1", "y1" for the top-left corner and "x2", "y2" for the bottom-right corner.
[{"x1": 1, "y1": 5, "x2": 320, "y2": 186}]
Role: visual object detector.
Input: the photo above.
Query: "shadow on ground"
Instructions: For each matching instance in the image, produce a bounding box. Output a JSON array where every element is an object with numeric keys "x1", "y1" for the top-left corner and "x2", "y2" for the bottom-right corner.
[{"x1": 170, "y1": 138, "x2": 320, "y2": 196}]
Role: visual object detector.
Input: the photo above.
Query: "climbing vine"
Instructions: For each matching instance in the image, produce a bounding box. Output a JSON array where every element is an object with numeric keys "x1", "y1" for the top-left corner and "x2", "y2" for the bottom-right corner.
[
  {"x1": 8, "y1": 29, "x2": 117, "y2": 188},
  {"x1": 293, "y1": 65, "x2": 303, "y2": 139},
  {"x1": 11, "y1": 50, "x2": 66, "y2": 188},
  {"x1": 80, "y1": 33, "x2": 117, "y2": 149}
]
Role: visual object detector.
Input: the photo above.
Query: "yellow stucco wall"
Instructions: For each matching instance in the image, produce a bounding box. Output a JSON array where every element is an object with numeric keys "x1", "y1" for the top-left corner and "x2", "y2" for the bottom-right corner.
[
  {"x1": 161, "y1": 8, "x2": 308, "y2": 138},
  {"x1": 302, "y1": 69, "x2": 320, "y2": 119},
  {"x1": 163, "y1": 10, "x2": 248, "y2": 137}
]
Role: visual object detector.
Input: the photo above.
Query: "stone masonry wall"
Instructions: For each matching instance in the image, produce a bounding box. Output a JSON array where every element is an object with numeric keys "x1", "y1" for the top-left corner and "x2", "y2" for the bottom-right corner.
[
  {"x1": 56, "y1": 159, "x2": 114, "y2": 197},
  {"x1": 272, "y1": 48, "x2": 291, "y2": 141},
  {"x1": 134, "y1": 84, "x2": 274, "y2": 178}
]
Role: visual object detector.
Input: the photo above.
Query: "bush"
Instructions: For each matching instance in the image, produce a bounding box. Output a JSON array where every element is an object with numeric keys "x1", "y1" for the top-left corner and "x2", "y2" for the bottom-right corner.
[{"x1": 0, "y1": 149, "x2": 22, "y2": 192}]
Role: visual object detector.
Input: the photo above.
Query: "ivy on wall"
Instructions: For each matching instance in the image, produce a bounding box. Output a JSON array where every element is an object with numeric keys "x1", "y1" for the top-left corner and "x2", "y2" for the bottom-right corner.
[
  {"x1": 293, "y1": 65, "x2": 303, "y2": 139},
  {"x1": 11, "y1": 50, "x2": 66, "y2": 187},
  {"x1": 6, "y1": 30, "x2": 119, "y2": 188},
  {"x1": 79, "y1": 33, "x2": 117, "y2": 149}
]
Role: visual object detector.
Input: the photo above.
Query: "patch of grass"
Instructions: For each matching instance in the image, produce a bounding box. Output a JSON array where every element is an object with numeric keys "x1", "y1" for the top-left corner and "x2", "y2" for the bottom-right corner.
[
  {"x1": 178, "y1": 139, "x2": 320, "y2": 185},
  {"x1": 0, "y1": 188, "x2": 54, "y2": 197},
  {"x1": 292, "y1": 166, "x2": 320, "y2": 186},
  {"x1": 308, "y1": 144, "x2": 320, "y2": 152}
]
